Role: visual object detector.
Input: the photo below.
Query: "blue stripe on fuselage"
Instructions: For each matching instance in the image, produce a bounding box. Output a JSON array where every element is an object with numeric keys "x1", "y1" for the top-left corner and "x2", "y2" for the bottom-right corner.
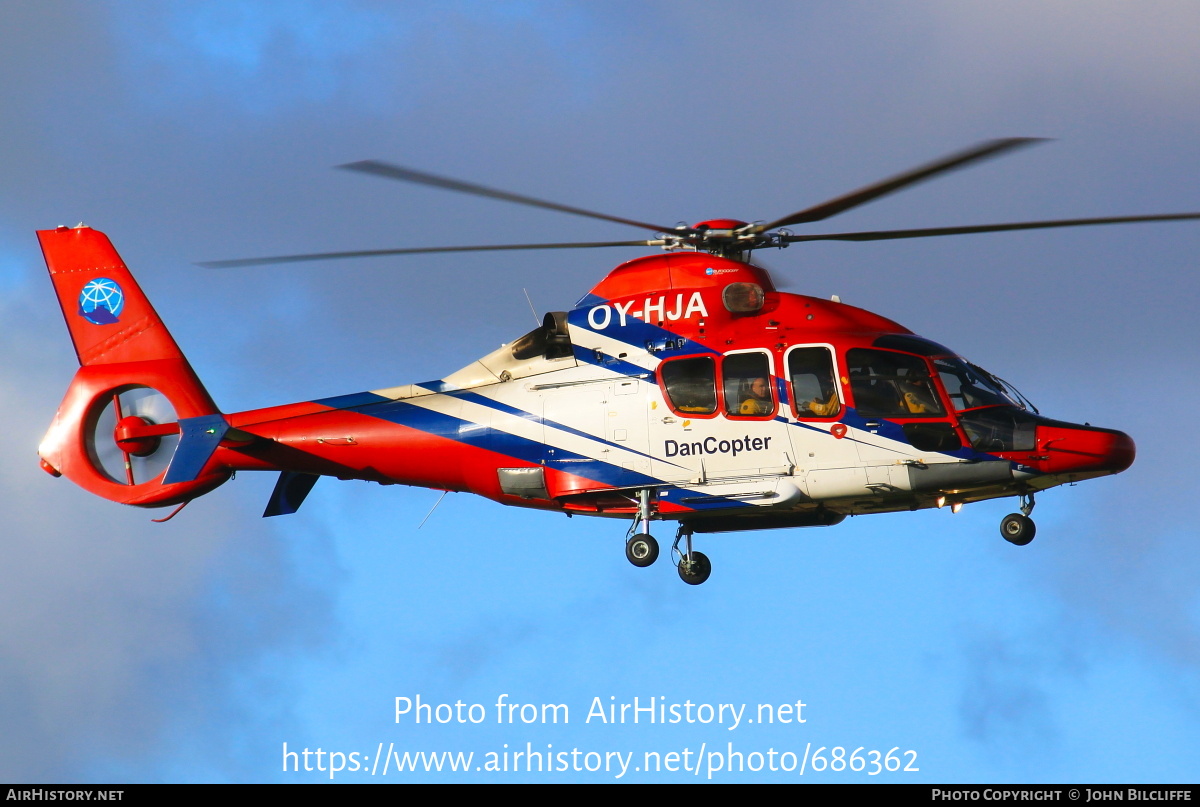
[
  {"x1": 336, "y1": 396, "x2": 663, "y2": 491},
  {"x1": 567, "y1": 304, "x2": 720, "y2": 363},
  {"x1": 309, "y1": 390, "x2": 794, "y2": 511},
  {"x1": 449, "y1": 389, "x2": 680, "y2": 468}
]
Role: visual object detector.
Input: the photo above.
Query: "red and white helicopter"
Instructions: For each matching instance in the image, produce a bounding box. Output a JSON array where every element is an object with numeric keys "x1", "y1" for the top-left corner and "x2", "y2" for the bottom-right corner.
[{"x1": 37, "y1": 139, "x2": 1193, "y2": 584}]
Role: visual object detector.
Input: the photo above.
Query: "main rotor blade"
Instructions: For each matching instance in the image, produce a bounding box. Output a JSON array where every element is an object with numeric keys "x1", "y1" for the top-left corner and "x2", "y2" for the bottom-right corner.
[
  {"x1": 199, "y1": 240, "x2": 661, "y2": 268},
  {"x1": 781, "y1": 212, "x2": 1200, "y2": 243},
  {"x1": 340, "y1": 160, "x2": 680, "y2": 235},
  {"x1": 760, "y1": 138, "x2": 1046, "y2": 231}
]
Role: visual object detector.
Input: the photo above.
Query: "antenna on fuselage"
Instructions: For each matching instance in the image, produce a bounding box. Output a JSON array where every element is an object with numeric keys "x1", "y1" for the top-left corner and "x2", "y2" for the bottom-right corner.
[
  {"x1": 522, "y1": 288, "x2": 540, "y2": 326},
  {"x1": 417, "y1": 490, "x2": 449, "y2": 530}
]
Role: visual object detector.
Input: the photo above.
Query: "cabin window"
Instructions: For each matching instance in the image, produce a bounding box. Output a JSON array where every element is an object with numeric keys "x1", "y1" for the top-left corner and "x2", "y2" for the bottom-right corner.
[
  {"x1": 787, "y1": 346, "x2": 840, "y2": 418},
  {"x1": 660, "y1": 357, "x2": 717, "y2": 414},
  {"x1": 847, "y1": 348, "x2": 945, "y2": 418},
  {"x1": 723, "y1": 352, "x2": 774, "y2": 418}
]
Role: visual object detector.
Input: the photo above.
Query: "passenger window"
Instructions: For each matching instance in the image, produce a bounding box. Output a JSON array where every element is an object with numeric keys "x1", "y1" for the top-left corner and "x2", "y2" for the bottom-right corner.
[
  {"x1": 847, "y1": 348, "x2": 945, "y2": 418},
  {"x1": 661, "y1": 357, "x2": 717, "y2": 414},
  {"x1": 723, "y1": 352, "x2": 774, "y2": 418},
  {"x1": 788, "y1": 347, "x2": 839, "y2": 418}
]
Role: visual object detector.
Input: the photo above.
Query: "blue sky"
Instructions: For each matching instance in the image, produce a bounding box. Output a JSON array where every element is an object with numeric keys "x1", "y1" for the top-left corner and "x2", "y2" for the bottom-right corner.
[{"x1": 2, "y1": 0, "x2": 1199, "y2": 783}]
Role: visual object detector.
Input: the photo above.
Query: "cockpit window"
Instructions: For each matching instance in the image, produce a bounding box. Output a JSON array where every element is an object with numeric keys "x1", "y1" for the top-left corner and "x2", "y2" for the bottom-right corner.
[
  {"x1": 959, "y1": 407, "x2": 1037, "y2": 452},
  {"x1": 847, "y1": 348, "x2": 945, "y2": 417},
  {"x1": 934, "y1": 358, "x2": 1021, "y2": 411},
  {"x1": 788, "y1": 347, "x2": 840, "y2": 418},
  {"x1": 661, "y1": 357, "x2": 717, "y2": 414}
]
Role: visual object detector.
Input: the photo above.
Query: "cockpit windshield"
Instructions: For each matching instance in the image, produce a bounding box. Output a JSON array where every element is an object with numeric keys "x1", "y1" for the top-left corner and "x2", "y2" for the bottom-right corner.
[
  {"x1": 851, "y1": 342, "x2": 1041, "y2": 452},
  {"x1": 934, "y1": 357, "x2": 1024, "y2": 412}
]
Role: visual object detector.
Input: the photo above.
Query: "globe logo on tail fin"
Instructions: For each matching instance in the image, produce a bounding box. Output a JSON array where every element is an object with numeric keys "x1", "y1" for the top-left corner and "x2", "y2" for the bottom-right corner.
[{"x1": 78, "y1": 278, "x2": 124, "y2": 325}]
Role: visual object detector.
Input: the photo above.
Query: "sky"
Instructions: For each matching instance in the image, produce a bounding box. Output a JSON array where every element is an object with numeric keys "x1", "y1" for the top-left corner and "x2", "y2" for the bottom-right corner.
[{"x1": 2, "y1": 0, "x2": 1199, "y2": 783}]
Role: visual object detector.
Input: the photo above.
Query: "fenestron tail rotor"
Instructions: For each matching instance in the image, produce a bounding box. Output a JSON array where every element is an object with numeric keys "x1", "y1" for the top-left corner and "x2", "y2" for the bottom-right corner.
[
  {"x1": 201, "y1": 139, "x2": 1200, "y2": 268},
  {"x1": 88, "y1": 386, "x2": 180, "y2": 486},
  {"x1": 38, "y1": 226, "x2": 233, "y2": 509}
]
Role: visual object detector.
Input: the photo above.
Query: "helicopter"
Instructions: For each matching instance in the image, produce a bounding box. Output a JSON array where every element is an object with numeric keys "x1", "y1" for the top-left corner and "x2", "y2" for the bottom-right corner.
[{"x1": 36, "y1": 138, "x2": 1194, "y2": 585}]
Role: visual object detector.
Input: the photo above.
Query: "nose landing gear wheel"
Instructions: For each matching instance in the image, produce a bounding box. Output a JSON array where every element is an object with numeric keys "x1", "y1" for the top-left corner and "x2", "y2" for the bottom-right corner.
[
  {"x1": 1001, "y1": 513, "x2": 1036, "y2": 546},
  {"x1": 626, "y1": 534, "x2": 659, "y2": 567},
  {"x1": 677, "y1": 551, "x2": 711, "y2": 585}
]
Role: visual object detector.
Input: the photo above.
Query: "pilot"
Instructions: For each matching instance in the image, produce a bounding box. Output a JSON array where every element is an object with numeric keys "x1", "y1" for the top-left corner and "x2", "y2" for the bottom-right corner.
[
  {"x1": 901, "y1": 369, "x2": 939, "y2": 415},
  {"x1": 850, "y1": 366, "x2": 900, "y2": 416},
  {"x1": 740, "y1": 377, "x2": 773, "y2": 416}
]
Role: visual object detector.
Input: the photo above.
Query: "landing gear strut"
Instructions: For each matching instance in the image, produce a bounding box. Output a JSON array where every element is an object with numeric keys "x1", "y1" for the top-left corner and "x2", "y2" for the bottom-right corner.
[
  {"x1": 672, "y1": 524, "x2": 711, "y2": 586},
  {"x1": 1001, "y1": 493, "x2": 1037, "y2": 546},
  {"x1": 625, "y1": 488, "x2": 659, "y2": 568}
]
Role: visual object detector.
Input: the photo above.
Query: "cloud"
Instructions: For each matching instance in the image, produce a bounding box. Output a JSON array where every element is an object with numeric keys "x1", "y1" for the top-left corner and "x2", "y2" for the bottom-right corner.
[
  {"x1": 957, "y1": 630, "x2": 1061, "y2": 750},
  {"x1": 109, "y1": 0, "x2": 400, "y2": 115},
  {"x1": 0, "y1": 290, "x2": 339, "y2": 781},
  {"x1": 105, "y1": 1, "x2": 607, "y2": 120},
  {"x1": 918, "y1": 0, "x2": 1200, "y2": 133}
]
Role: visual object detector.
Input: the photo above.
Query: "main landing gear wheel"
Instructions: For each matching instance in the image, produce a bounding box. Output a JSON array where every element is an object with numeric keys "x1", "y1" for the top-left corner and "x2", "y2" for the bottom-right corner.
[
  {"x1": 624, "y1": 488, "x2": 659, "y2": 568},
  {"x1": 677, "y1": 551, "x2": 712, "y2": 586},
  {"x1": 626, "y1": 534, "x2": 659, "y2": 567},
  {"x1": 1001, "y1": 513, "x2": 1036, "y2": 546},
  {"x1": 671, "y1": 524, "x2": 711, "y2": 585}
]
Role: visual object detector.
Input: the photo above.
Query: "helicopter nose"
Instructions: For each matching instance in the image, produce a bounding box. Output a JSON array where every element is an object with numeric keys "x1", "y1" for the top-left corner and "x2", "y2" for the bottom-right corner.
[
  {"x1": 1105, "y1": 430, "x2": 1136, "y2": 472},
  {"x1": 1036, "y1": 423, "x2": 1136, "y2": 475}
]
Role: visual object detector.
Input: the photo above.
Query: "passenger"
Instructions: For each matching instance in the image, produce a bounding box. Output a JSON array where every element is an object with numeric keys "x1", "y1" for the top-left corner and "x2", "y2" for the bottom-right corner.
[
  {"x1": 740, "y1": 377, "x2": 773, "y2": 416},
  {"x1": 807, "y1": 390, "x2": 839, "y2": 417},
  {"x1": 789, "y1": 352, "x2": 839, "y2": 417}
]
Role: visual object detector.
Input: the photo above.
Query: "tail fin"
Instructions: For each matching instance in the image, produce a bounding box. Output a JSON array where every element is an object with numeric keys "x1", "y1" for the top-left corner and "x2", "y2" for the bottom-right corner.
[{"x1": 37, "y1": 225, "x2": 231, "y2": 507}]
